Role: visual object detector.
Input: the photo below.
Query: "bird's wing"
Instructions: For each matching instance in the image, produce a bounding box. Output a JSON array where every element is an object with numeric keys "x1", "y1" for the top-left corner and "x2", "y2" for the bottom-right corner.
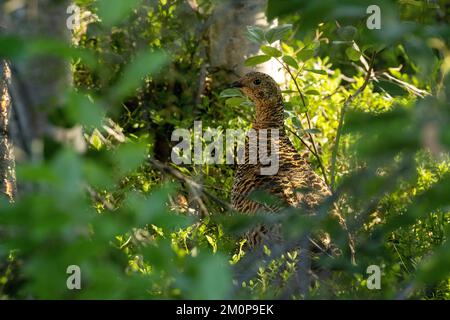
[{"x1": 278, "y1": 146, "x2": 356, "y2": 262}]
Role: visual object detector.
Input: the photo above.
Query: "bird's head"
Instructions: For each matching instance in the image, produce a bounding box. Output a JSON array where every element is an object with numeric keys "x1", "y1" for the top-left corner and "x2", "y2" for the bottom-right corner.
[{"x1": 231, "y1": 72, "x2": 282, "y2": 105}]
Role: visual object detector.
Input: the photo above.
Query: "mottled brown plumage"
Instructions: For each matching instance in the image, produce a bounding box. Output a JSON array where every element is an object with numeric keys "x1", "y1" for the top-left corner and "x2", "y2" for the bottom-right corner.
[{"x1": 230, "y1": 72, "x2": 354, "y2": 261}]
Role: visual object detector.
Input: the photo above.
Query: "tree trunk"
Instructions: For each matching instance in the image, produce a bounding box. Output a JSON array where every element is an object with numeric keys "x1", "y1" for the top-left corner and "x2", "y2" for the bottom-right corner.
[
  {"x1": 208, "y1": 0, "x2": 284, "y2": 87},
  {"x1": 0, "y1": 60, "x2": 16, "y2": 201},
  {"x1": 1, "y1": 0, "x2": 79, "y2": 163}
]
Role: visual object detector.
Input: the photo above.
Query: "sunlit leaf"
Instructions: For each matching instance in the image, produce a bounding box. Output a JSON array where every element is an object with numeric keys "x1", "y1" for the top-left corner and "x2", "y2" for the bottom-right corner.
[
  {"x1": 282, "y1": 55, "x2": 298, "y2": 69},
  {"x1": 219, "y1": 88, "x2": 244, "y2": 98},
  {"x1": 225, "y1": 97, "x2": 247, "y2": 107},
  {"x1": 244, "y1": 55, "x2": 271, "y2": 67},
  {"x1": 261, "y1": 45, "x2": 282, "y2": 58},
  {"x1": 90, "y1": 132, "x2": 103, "y2": 151},
  {"x1": 304, "y1": 128, "x2": 321, "y2": 134},
  {"x1": 305, "y1": 89, "x2": 320, "y2": 95},
  {"x1": 296, "y1": 49, "x2": 314, "y2": 61},
  {"x1": 345, "y1": 46, "x2": 361, "y2": 61}
]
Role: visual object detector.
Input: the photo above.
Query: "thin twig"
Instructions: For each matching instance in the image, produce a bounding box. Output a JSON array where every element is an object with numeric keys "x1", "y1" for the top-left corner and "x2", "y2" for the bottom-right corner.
[
  {"x1": 288, "y1": 128, "x2": 316, "y2": 155},
  {"x1": 277, "y1": 58, "x2": 329, "y2": 186},
  {"x1": 380, "y1": 71, "x2": 430, "y2": 98},
  {"x1": 86, "y1": 185, "x2": 114, "y2": 211},
  {"x1": 287, "y1": 128, "x2": 329, "y2": 185},
  {"x1": 393, "y1": 241, "x2": 411, "y2": 274},
  {"x1": 149, "y1": 158, "x2": 209, "y2": 217},
  {"x1": 148, "y1": 158, "x2": 234, "y2": 214}
]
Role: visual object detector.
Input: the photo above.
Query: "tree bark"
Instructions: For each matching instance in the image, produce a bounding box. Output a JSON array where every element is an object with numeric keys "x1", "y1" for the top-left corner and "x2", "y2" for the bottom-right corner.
[
  {"x1": 1, "y1": 0, "x2": 77, "y2": 162},
  {"x1": 208, "y1": 0, "x2": 284, "y2": 87},
  {"x1": 0, "y1": 60, "x2": 16, "y2": 201}
]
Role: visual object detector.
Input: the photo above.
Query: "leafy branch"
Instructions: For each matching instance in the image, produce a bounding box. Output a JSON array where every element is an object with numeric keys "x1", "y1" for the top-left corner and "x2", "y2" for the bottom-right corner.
[
  {"x1": 278, "y1": 58, "x2": 330, "y2": 186},
  {"x1": 330, "y1": 53, "x2": 376, "y2": 191}
]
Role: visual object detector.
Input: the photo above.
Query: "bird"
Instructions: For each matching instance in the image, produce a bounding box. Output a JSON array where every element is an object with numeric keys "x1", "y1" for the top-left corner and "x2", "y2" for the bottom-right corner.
[{"x1": 229, "y1": 71, "x2": 355, "y2": 262}]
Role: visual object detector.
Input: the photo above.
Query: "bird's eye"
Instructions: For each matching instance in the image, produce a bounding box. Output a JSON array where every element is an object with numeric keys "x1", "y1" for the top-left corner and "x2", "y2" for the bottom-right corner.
[{"x1": 253, "y1": 79, "x2": 261, "y2": 85}]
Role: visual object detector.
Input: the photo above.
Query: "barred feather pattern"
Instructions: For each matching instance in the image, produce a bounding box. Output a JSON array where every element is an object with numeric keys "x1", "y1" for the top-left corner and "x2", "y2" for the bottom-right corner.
[{"x1": 230, "y1": 72, "x2": 354, "y2": 261}]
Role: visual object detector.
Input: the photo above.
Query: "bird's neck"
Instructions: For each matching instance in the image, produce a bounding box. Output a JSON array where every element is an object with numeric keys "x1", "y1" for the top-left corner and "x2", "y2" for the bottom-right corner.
[{"x1": 253, "y1": 98, "x2": 285, "y2": 130}]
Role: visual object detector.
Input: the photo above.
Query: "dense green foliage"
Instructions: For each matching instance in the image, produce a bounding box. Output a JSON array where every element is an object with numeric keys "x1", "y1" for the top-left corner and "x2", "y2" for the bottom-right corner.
[{"x1": 1, "y1": 0, "x2": 450, "y2": 299}]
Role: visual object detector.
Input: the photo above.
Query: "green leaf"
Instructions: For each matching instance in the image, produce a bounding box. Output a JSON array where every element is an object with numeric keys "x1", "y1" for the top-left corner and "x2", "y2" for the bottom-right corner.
[
  {"x1": 17, "y1": 164, "x2": 58, "y2": 183},
  {"x1": 219, "y1": 88, "x2": 243, "y2": 99},
  {"x1": 67, "y1": 91, "x2": 104, "y2": 128},
  {"x1": 374, "y1": 80, "x2": 408, "y2": 96},
  {"x1": 345, "y1": 46, "x2": 361, "y2": 61},
  {"x1": 299, "y1": 96, "x2": 309, "y2": 110},
  {"x1": 305, "y1": 69, "x2": 327, "y2": 75},
  {"x1": 225, "y1": 97, "x2": 247, "y2": 107},
  {"x1": 290, "y1": 95, "x2": 309, "y2": 110},
  {"x1": 260, "y1": 45, "x2": 282, "y2": 57},
  {"x1": 0, "y1": 37, "x2": 96, "y2": 67},
  {"x1": 283, "y1": 102, "x2": 294, "y2": 111},
  {"x1": 304, "y1": 128, "x2": 321, "y2": 134},
  {"x1": 244, "y1": 55, "x2": 271, "y2": 67},
  {"x1": 282, "y1": 55, "x2": 299, "y2": 69},
  {"x1": 267, "y1": 0, "x2": 303, "y2": 20},
  {"x1": 84, "y1": 160, "x2": 114, "y2": 189},
  {"x1": 90, "y1": 132, "x2": 103, "y2": 151},
  {"x1": 246, "y1": 26, "x2": 265, "y2": 44},
  {"x1": 296, "y1": 49, "x2": 314, "y2": 61},
  {"x1": 183, "y1": 254, "x2": 232, "y2": 299},
  {"x1": 0, "y1": 36, "x2": 26, "y2": 58},
  {"x1": 97, "y1": 0, "x2": 141, "y2": 26},
  {"x1": 305, "y1": 89, "x2": 320, "y2": 95},
  {"x1": 128, "y1": 184, "x2": 176, "y2": 227},
  {"x1": 338, "y1": 25, "x2": 358, "y2": 41},
  {"x1": 111, "y1": 50, "x2": 167, "y2": 101},
  {"x1": 265, "y1": 24, "x2": 292, "y2": 44},
  {"x1": 114, "y1": 141, "x2": 148, "y2": 175},
  {"x1": 205, "y1": 235, "x2": 217, "y2": 253},
  {"x1": 241, "y1": 101, "x2": 255, "y2": 107},
  {"x1": 292, "y1": 117, "x2": 302, "y2": 129},
  {"x1": 416, "y1": 239, "x2": 450, "y2": 284}
]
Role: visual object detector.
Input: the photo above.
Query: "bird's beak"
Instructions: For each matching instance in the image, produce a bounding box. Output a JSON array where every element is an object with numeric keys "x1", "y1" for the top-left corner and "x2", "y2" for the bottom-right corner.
[{"x1": 230, "y1": 80, "x2": 243, "y2": 88}]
